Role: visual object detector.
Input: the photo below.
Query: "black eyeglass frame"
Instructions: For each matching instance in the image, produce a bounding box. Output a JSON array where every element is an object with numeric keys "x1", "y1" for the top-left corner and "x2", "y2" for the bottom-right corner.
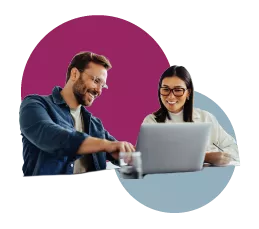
[{"x1": 159, "y1": 86, "x2": 187, "y2": 97}]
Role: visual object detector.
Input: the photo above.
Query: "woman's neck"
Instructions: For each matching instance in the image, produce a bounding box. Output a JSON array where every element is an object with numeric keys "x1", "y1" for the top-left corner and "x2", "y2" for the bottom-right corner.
[{"x1": 168, "y1": 109, "x2": 183, "y2": 116}]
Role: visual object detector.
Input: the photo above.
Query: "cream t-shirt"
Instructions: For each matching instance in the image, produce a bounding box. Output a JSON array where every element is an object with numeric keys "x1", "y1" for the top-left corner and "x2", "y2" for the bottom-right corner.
[{"x1": 70, "y1": 106, "x2": 89, "y2": 174}]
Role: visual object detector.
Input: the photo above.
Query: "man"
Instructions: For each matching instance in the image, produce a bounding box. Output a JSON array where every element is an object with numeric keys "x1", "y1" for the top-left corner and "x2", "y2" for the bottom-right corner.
[{"x1": 19, "y1": 51, "x2": 135, "y2": 176}]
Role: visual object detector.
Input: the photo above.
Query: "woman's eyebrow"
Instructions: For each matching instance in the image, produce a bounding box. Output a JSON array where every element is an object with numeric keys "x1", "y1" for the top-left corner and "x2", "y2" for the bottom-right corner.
[
  {"x1": 161, "y1": 84, "x2": 185, "y2": 88},
  {"x1": 174, "y1": 85, "x2": 185, "y2": 88}
]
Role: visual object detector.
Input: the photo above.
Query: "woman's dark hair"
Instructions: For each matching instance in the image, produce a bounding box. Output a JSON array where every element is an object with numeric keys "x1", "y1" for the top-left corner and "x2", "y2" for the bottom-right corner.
[{"x1": 153, "y1": 65, "x2": 194, "y2": 123}]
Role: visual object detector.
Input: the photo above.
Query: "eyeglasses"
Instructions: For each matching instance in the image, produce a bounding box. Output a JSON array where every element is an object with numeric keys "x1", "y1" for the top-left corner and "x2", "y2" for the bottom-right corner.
[
  {"x1": 91, "y1": 75, "x2": 108, "y2": 89},
  {"x1": 83, "y1": 71, "x2": 108, "y2": 89},
  {"x1": 160, "y1": 87, "x2": 187, "y2": 97}
]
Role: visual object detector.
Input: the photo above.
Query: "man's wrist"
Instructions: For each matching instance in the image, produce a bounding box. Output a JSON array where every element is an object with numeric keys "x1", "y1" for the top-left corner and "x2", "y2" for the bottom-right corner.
[{"x1": 100, "y1": 139, "x2": 110, "y2": 152}]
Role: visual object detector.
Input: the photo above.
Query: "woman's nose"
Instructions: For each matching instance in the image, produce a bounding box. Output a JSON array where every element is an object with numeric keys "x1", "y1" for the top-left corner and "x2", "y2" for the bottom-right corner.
[{"x1": 168, "y1": 91, "x2": 176, "y2": 99}]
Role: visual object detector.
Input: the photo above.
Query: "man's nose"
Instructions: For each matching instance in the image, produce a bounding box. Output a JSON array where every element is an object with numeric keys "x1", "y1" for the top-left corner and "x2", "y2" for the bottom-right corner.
[{"x1": 95, "y1": 85, "x2": 102, "y2": 96}]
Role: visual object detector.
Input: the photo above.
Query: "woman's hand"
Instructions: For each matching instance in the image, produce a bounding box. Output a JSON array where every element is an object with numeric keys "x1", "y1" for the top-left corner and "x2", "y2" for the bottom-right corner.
[{"x1": 205, "y1": 152, "x2": 232, "y2": 166}]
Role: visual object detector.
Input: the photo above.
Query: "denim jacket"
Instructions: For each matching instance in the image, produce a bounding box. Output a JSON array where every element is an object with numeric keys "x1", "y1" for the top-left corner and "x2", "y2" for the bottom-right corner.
[{"x1": 19, "y1": 86, "x2": 118, "y2": 176}]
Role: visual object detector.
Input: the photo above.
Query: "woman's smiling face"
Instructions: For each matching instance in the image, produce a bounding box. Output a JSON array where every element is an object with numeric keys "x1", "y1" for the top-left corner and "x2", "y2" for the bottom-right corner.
[{"x1": 160, "y1": 76, "x2": 190, "y2": 113}]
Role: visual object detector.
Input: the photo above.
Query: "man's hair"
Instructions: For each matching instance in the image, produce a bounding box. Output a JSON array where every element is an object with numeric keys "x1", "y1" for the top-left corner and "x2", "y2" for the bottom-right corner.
[{"x1": 66, "y1": 51, "x2": 112, "y2": 83}]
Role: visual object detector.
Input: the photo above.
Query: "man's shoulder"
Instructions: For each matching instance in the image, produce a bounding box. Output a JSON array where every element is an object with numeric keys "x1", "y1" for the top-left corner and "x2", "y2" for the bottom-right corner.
[
  {"x1": 22, "y1": 94, "x2": 51, "y2": 102},
  {"x1": 21, "y1": 94, "x2": 53, "y2": 105}
]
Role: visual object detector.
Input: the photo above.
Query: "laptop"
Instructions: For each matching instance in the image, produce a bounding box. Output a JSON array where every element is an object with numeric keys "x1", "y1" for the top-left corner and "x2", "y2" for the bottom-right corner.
[{"x1": 136, "y1": 123, "x2": 212, "y2": 174}]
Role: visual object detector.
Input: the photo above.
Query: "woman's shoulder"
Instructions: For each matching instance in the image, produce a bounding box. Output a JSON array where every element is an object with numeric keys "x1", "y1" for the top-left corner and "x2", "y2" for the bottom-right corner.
[
  {"x1": 193, "y1": 108, "x2": 216, "y2": 122},
  {"x1": 142, "y1": 113, "x2": 157, "y2": 123}
]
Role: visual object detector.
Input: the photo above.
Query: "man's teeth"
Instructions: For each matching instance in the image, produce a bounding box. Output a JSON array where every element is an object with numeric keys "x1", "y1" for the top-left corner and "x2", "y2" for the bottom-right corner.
[{"x1": 167, "y1": 101, "x2": 177, "y2": 104}]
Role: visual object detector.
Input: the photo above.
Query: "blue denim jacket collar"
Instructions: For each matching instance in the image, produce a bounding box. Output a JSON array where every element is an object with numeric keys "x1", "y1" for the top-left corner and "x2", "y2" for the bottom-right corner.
[
  {"x1": 52, "y1": 86, "x2": 92, "y2": 117},
  {"x1": 52, "y1": 86, "x2": 67, "y2": 105}
]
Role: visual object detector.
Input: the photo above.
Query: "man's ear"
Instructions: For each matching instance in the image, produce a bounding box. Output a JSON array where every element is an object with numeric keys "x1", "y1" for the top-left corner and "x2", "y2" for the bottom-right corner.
[{"x1": 70, "y1": 67, "x2": 80, "y2": 82}]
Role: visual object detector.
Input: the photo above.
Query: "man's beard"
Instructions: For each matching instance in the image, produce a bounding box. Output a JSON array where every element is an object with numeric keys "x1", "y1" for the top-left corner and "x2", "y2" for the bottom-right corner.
[
  {"x1": 72, "y1": 76, "x2": 97, "y2": 106},
  {"x1": 73, "y1": 87, "x2": 87, "y2": 106}
]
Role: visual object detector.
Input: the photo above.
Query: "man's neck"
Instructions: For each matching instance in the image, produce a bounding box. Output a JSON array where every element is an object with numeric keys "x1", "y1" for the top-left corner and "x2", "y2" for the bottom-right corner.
[{"x1": 60, "y1": 85, "x2": 80, "y2": 109}]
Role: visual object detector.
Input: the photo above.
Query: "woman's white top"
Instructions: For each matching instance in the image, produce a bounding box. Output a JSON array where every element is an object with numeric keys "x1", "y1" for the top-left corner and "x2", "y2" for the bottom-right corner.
[{"x1": 143, "y1": 108, "x2": 240, "y2": 164}]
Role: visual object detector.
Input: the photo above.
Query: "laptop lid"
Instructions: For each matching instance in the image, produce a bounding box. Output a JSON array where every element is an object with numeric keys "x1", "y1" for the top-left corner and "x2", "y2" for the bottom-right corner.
[{"x1": 136, "y1": 123, "x2": 211, "y2": 174}]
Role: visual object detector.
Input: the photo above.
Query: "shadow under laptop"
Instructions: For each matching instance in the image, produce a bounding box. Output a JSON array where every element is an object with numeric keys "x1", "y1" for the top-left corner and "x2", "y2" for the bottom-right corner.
[{"x1": 117, "y1": 164, "x2": 211, "y2": 179}]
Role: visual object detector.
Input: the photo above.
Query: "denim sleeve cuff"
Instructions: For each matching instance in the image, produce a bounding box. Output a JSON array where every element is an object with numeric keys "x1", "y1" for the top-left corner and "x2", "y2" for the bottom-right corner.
[{"x1": 60, "y1": 131, "x2": 89, "y2": 158}]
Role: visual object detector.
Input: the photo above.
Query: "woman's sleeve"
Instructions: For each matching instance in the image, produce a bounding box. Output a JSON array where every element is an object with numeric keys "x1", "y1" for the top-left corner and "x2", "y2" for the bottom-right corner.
[{"x1": 208, "y1": 112, "x2": 240, "y2": 164}]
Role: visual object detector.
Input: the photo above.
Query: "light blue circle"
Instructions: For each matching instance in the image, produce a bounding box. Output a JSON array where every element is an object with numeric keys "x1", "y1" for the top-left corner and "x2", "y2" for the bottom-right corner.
[{"x1": 116, "y1": 91, "x2": 236, "y2": 213}]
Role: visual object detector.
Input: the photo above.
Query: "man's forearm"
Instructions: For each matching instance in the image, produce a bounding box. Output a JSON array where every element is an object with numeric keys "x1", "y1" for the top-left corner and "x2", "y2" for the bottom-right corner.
[{"x1": 77, "y1": 137, "x2": 110, "y2": 155}]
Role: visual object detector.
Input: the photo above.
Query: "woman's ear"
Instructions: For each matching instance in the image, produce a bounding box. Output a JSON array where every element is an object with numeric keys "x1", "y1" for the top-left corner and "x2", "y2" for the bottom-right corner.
[{"x1": 187, "y1": 89, "x2": 191, "y2": 98}]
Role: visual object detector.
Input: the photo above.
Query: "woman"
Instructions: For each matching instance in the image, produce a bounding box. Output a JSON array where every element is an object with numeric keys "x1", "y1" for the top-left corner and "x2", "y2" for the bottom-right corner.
[{"x1": 143, "y1": 65, "x2": 240, "y2": 166}]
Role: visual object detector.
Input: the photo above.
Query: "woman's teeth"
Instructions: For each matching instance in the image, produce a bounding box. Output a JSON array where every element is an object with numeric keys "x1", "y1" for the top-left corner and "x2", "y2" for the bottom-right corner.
[{"x1": 167, "y1": 101, "x2": 177, "y2": 104}]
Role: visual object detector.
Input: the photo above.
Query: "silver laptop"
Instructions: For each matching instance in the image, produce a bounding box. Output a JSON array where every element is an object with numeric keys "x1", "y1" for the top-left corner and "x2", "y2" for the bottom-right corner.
[{"x1": 136, "y1": 123, "x2": 212, "y2": 174}]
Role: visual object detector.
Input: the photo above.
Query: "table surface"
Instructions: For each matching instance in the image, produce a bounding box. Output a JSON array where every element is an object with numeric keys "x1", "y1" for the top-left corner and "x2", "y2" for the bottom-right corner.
[{"x1": 106, "y1": 160, "x2": 239, "y2": 171}]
